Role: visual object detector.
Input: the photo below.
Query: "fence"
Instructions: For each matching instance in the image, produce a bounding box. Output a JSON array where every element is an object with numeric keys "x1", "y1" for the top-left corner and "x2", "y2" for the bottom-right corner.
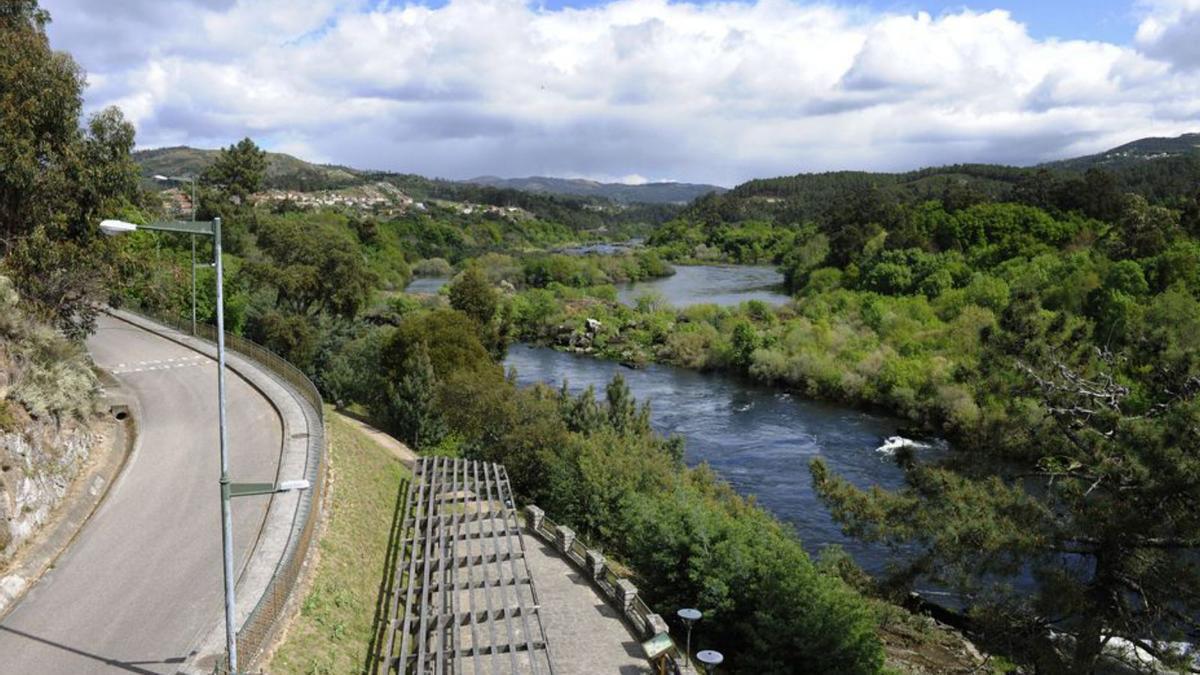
[
  {"x1": 116, "y1": 305, "x2": 326, "y2": 671},
  {"x1": 523, "y1": 505, "x2": 680, "y2": 671}
]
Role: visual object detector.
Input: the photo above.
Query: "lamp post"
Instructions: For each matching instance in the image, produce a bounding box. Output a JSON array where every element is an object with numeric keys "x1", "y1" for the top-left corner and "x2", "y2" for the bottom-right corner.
[
  {"x1": 696, "y1": 649, "x2": 724, "y2": 675},
  {"x1": 677, "y1": 608, "x2": 701, "y2": 670},
  {"x1": 99, "y1": 217, "x2": 308, "y2": 674},
  {"x1": 153, "y1": 175, "x2": 201, "y2": 336}
]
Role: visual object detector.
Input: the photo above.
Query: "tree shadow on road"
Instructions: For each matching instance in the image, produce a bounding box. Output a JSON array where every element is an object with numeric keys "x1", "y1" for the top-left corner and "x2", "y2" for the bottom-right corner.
[
  {"x1": 0, "y1": 625, "x2": 191, "y2": 674},
  {"x1": 363, "y1": 475, "x2": 410, "y2": 674}
]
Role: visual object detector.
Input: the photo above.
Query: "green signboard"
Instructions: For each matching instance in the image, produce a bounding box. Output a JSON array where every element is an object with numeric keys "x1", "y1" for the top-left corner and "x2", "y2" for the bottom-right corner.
[{"x1": 642, "y1": 632, "x2": 676, "y2": 660}]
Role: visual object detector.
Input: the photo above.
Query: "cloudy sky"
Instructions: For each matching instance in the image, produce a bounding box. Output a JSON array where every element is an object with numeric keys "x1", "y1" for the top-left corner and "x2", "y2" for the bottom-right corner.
[{"x1": 40, "y1": 0, "x2": 1200, "y2": 186}]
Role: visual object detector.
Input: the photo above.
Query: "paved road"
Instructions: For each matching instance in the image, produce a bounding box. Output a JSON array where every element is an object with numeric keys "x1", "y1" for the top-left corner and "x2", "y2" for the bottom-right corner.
[{"x1": 0, "y1": 314, "x2": 282, "y2": 674}]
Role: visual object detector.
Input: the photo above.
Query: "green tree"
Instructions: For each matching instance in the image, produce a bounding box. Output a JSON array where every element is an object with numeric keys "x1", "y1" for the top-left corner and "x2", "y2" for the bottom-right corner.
[
  {"x1": 383, "y1": 308, "x2": 499, "y2": 383},
  {"x1": 202, "y1": 137, "x2": 267, "y2": 203},
  {"x1": 449, "y1": 264, "x2": 498, "y2": 326},
  {"x1": 0, "y1": 1, "x2": 81, "y2": 246},
  {"x1": 605, "y1": 375, "x2": 650, "y2": 435},
  {"x1": 1110, "y1": 194, "x2": 1179, "y2": 260},
  {"x1": 813, "y1": 352, "x2": 1200, "y2": 673},
  {"x1": 730, "y1": 320, "x2": 761, "y2": 370},
  {"x1": 386, "y1": 341, "x2": 446, "y2": 451},
  {"x1": 0, "y1": 2, "x2": 139, "y2": 336},
  {"x1": 252, "y1": 309, "x2": 318, "y2": 370},
  {"x1": 779, "y1": 227, "x2": 829, "y2": 292},
  {"x1": 246, "y1": 214, "x2": 375, "y2": 318}
]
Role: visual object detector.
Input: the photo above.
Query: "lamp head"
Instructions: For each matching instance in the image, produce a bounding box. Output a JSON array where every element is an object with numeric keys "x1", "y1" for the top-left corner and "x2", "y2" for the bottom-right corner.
[
  {"x1": 99, "y1": 219, "x2": 138, "y2": 236},
  {"x1": 277, "y1": 479, "x2": 311, "y2": 492}
]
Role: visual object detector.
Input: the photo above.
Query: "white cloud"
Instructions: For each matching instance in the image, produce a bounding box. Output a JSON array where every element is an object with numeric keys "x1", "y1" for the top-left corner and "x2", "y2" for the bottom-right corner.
[
  {"x1": 41, "y1": 0, "x2": 1200, "y2": 185},
  {"x1": 1136, "y1": 0, "x2": 1200, "y2": 70}
]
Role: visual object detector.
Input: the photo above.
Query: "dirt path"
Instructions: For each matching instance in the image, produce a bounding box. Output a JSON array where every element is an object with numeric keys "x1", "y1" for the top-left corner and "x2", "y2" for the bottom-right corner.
[{"x1": 331, "y1": 412, "x2": 417, "y2": 468}]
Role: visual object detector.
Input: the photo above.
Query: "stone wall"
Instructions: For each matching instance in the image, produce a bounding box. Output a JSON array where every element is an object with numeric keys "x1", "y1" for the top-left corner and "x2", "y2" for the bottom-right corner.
[{"x1": 0, "y1": 413, "x2": 95, "y2": 562}]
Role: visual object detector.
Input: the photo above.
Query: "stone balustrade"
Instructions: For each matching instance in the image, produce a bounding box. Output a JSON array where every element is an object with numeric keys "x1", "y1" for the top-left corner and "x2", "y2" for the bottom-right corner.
[{"x1": 522, "y1": 504, "x2": 678, "y2": 669}]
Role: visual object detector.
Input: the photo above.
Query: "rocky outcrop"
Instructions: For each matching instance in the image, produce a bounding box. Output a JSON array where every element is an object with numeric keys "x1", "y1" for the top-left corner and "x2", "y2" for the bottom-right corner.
[
  {"x1": 0, "y1": 274, "x2": 101, "y2": 567},
  {"x1": 0, "y1": 411, "x2": 95, "y2": 562}
]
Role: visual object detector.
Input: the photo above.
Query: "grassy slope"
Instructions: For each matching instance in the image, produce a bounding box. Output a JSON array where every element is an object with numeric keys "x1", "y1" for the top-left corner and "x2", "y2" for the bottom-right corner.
[{"x1": 268, "y1": 408, "x2": 410, "y2": 674}]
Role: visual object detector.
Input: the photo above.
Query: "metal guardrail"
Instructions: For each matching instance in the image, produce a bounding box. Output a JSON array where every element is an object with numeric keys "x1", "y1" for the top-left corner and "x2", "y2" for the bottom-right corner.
[
  {"x1": 118, "y1": 305, "x2": 326, "y2": 670},
  {"x1": 133, "y1": 309, "x2": 324, "y2": 420}
]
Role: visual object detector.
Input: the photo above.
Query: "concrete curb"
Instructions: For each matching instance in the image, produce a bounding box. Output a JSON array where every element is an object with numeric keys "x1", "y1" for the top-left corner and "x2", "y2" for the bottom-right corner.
[
  {"x1": 102, "y1": 310, "x2": 319, "y2": 673},
  {"x1": 0, "y1": 376, "x2": 138, "y2": 622}
]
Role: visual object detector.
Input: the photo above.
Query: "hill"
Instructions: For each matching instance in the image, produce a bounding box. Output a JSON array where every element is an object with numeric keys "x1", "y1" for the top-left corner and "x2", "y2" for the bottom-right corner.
[
  {"x1": 687, "y1": 133, "x2": 1200, "y2": 223},
  {"x1": 1041, "y1": 132, "x2": 1200, "y2": 172},
  {"x1": 688, "y1": 164, "x2": 1030, "y2": 224},
  {"x1": 464, "y1": 175, "x2": 724, "y2": 204},
  {"x1": 134, "y1": 146, "x2": 362, "y2": 191}
]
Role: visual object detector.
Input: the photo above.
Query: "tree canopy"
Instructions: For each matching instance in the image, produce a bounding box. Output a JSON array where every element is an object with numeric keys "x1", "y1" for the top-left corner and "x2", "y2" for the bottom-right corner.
[{"x1": 0, "y1": 0, "x2": 139, "y2": 337}]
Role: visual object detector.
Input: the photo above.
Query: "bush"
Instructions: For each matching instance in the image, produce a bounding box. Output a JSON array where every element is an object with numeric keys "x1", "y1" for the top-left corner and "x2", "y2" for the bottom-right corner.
[
  {"x1": 412, "y1": 257, "x2": 454, "y2": 277},
  {"x1": 0, "y1": 276, "x2": 99, "y2": 421}
]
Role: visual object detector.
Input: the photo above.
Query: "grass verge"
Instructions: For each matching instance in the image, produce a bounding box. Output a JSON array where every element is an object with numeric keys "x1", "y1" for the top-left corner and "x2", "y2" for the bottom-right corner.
[{"x1": 268, "y1": 407, "x2": 410, "y2": 674}]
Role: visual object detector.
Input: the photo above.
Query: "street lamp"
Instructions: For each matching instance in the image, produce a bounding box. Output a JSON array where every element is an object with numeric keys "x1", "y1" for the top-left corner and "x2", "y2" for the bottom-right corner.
[
  {"x1": 677, "y1": 608, "x2": 701, "y2": 670},
  {"x1": 152, "y1": 175, "x2": 201, "y2": 336},
  {"x1": 696, "y1": 649, "x2": 724, "y2": 675},
  {"x1": 99, "y1": 216, "x2": 310, "y2": 674}
]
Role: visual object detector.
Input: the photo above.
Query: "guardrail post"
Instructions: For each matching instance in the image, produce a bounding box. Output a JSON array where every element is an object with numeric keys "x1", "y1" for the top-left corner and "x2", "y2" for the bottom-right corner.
[
  {"x1": 525, "y1": 505, "x2": 545, "y2": 533},
  {"x1": 555, "y1": 525, "x2": 576, "y2": 554},
  {"x1": 586, "y1": 549, "x2": 606, "y2": 581},
  {"x1": 616, "y1": 579, "x2": 639, "y2": 615},
  {"x1": 646, "y1": 613, "x2": 669, "y2": 637}
]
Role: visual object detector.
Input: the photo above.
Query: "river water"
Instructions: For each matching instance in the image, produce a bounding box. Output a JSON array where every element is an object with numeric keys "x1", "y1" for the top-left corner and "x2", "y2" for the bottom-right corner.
[
  {"x1": 617, "y1": 264, "x2": 788, "y2": 307},
  {"x1": 502, "y1": 264, "x2": 934, "y2": 576},
  {"x1": 405, "y1": 276, "x2": 450, "y2": 294},
  {"x1": 504, "y1": 346, "x2": 922, "y2": 574}
]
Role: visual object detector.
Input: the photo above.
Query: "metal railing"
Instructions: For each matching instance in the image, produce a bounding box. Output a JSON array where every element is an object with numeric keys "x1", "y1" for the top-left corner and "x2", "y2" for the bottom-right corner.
[
  {"x1": 116, "y1": 304, "x2": 326, "y2": 670},
  {"x1": 122, "y1": 305, "x2": 324, "y2": 419}
]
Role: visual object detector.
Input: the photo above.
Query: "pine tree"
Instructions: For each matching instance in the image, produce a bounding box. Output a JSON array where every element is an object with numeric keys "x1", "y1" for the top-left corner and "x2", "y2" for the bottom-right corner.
[
  {"x1": 812, "y1": 351, "x2": 1200, "y2": 672},
  {"x1": 388, "y1": 341, "x2": 446, "y2": 451}
]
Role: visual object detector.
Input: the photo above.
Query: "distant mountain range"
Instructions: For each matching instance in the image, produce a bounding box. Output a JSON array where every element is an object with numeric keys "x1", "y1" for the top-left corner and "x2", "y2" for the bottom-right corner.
[
  {"x1": 135, "y1": 132, "x2": 1199, "y2": 207},
  {"x1": 133, "y1": 147, "x2": 723, "y2": 204},
  {"x1": 463, "y1": 176, "x2": 724, "y2": 204}
]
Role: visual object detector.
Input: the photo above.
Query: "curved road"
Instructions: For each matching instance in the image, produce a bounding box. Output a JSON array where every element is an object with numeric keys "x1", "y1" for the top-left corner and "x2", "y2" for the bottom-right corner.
[{"x1": 0, "y1": 314, "x2": 281, "y2": 673}]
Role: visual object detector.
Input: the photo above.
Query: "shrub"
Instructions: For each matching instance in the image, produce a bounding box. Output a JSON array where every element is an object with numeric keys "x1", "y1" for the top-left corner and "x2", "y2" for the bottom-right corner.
[{"x1": 412, "y1": 257, "x2": 454, "y2": 277}]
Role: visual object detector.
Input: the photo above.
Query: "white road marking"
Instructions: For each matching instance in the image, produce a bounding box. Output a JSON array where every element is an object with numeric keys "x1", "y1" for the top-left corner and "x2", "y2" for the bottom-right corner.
[{"x1": 110, "y1": 354, "x2": 209, "y2": 375}]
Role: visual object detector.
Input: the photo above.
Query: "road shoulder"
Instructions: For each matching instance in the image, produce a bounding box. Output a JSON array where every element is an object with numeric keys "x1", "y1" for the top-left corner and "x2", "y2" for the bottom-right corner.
[{"x1": 0, "y1": 374, "x2": 137, "y2": 621}]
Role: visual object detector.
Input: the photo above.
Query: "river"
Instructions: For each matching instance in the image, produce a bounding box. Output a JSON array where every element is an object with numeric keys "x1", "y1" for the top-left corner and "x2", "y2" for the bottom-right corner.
[
  {"x1": 503, "y1": 265, "x2": 937, "y2": 576},
  {"x1": 617, "y1": 264, "x2": 788, "y2": 307},
  {"x1": 503, "y1": 345, "x2": 929, "y2": 574},
  {"x1": 405, "y1": 276, "x2": 450, "y2": 294}
]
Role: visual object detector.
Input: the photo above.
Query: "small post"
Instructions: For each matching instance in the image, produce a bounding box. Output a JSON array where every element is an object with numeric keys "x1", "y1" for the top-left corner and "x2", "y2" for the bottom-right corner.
[
  {"x1": 616, "y1": 579, "x2": 638, "y2": 615},
  {"x1": 678, "y1": 608, "x2": 702, "y2": 671},
  {"x1": 646, "y1": 613, "x2": 669, "y2": 637},
  {"x1": 555, "y1": 525, "x2": 575, "y2": 554},
  {"x1": 524, "y1": 505, "x2": 544, "y2": 534},
  {"x1": 190, "y1": 234, "x2": 196, "y2": 336},
  {"x1": 586, "y1": 549, "x2": 606, "y2": 581}
]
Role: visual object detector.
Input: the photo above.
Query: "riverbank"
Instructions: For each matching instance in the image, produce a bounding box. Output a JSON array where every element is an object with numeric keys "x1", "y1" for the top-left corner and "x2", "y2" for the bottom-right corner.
[{"x1": 507, "y1": 283, "x2": 982, "y2": 442}]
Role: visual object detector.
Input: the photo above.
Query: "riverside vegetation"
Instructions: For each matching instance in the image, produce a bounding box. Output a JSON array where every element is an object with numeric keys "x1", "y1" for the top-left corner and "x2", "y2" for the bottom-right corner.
[
  {"x1": 500, "y1": 177, "x2": 1200, "y2": 672},
  {"x1": 6, "y1": 1, "x2": 1200, "y2": 671}
]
